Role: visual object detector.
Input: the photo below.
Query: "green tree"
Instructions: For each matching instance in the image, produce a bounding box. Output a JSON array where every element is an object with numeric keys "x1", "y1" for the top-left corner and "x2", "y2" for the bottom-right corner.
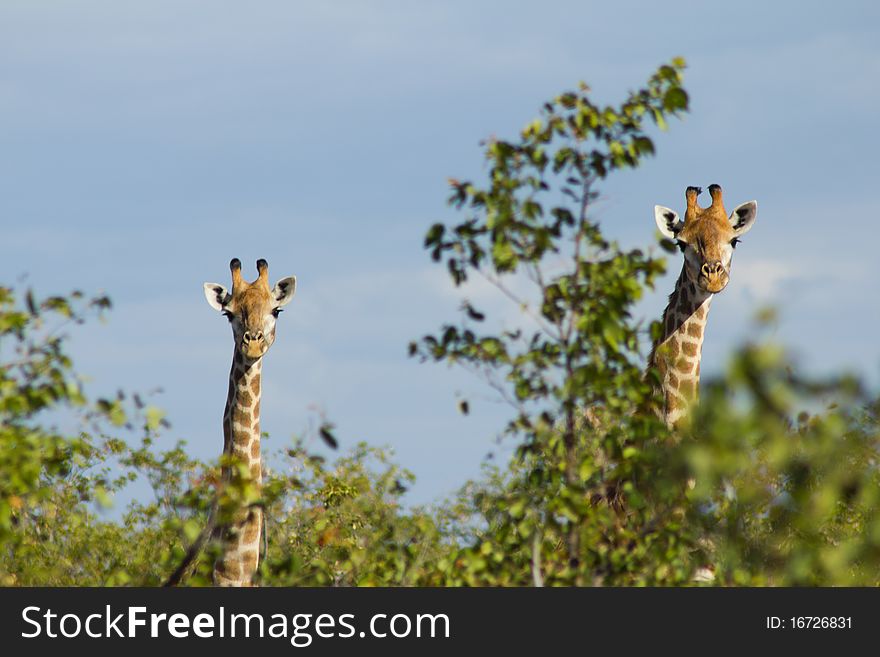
[{"x1": 413, "y1": 59, "x2": 698, "y2": 584}]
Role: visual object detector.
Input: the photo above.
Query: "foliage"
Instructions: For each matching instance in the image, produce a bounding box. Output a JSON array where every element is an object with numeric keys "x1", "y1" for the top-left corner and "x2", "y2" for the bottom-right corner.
[
  {"x1": 0, "y1": 285, "x2": 115, "y2": 584},
  {"x1": 681, "y1": 335, "x2": 880, "y2": 585},
  {"x1": 260, "y1": 443, "x2": 450, "y2": 586}
]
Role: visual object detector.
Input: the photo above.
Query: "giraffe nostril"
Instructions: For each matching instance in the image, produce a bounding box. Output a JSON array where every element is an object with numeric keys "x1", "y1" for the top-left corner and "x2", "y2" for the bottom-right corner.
[
  {"x1": 701, "y1": 261, "x2": 723, "y2": 276},
  {"x1": 243, "y1": 331, "x2": 263, "y2": 344}
]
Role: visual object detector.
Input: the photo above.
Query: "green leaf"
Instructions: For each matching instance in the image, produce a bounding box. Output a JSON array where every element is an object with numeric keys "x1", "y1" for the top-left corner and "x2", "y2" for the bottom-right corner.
[
  {"x1": 663, "y1": 88, "x2": 688, "y2": 112},
  {"x1": 319, "y1": 424, "x2": 339, "y2": 449}
]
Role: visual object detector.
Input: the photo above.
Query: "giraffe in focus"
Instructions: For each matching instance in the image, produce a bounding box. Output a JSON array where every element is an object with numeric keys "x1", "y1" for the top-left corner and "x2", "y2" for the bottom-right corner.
[
  {"x1": 203, "y1": 258, "x2": 297, "y2": 586},
  {"x1": 648, "y1": 184, "x2": 757, "y2": 427}
]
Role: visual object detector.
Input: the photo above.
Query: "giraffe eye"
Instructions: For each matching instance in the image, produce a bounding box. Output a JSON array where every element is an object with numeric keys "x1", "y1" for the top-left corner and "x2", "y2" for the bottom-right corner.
[
  {"x1": 676, "y1": 240, "x2": 687, "y2": 253},
  {"x1": 221, "y1": 310, "x2": 233, "y2": 322},
  {"x1": 730, "y1": 238, "x2": 741, "y2": 249},
  {"x1": 271, "y1": 308, "x2": 283, "y2": 318}
]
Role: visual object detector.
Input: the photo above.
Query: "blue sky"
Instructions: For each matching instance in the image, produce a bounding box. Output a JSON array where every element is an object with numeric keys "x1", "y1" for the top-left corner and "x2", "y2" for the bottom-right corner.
[{"x1": 2, "y1": 1, "x2": 879, "y2": 506}]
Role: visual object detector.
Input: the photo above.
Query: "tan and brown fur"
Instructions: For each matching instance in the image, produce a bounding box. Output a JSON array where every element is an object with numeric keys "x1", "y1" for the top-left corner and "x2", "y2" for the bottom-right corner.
[
  {"x1": 649, "y1": 185, "x2": 757, "y2": 427},
  {"x1": 204, "y1": 258, "x2": 296, "y2": 586}
]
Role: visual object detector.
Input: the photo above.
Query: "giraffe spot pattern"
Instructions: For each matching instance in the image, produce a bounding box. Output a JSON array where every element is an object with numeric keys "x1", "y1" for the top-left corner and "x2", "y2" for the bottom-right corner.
[
  {"x1": 213, "y1": 273, "x2": 282, "y2": 585},
  {"x1": 241, "y1": 551, "x2": 258, "y2": 573},
  {"x1": 243, "y1": 516, "x2": 261, "y2": 543},
  {"x1": 680, "y1": 380, "x2": 697, "y2": 400}
]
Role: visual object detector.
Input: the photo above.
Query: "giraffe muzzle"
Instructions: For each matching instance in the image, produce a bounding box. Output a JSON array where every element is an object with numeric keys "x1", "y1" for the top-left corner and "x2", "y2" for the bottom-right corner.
[
  {"x1": 699, "y1": 261, "x2": 729, "y2": 293},
  {"x1": 241, "y1": 331, "x2": 267, "y2": 358}
]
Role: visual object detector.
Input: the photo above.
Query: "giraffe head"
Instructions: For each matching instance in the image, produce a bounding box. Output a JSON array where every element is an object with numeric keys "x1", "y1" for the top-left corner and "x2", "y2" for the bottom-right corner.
[
  {"x1": 654, "y1": 185, "x2": 757, "y2": 293},
  {"x1": 204, "y1": 258, "x2": 297, "y2": 359}
]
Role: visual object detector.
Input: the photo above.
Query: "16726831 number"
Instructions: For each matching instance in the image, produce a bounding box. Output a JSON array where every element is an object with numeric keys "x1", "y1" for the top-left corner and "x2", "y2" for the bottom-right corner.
[{"x1": 790, "y1": 617, "x2": 851, "y2": 629}]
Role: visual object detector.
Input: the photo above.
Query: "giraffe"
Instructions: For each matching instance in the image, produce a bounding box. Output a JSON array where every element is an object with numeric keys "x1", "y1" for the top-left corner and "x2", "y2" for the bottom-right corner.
[
  {"x1": 203, "y1": 258, "x2": 296, "y2": 586},
  {"x1": 648, "y1": 184, "x2": 757, "y2": 428}
]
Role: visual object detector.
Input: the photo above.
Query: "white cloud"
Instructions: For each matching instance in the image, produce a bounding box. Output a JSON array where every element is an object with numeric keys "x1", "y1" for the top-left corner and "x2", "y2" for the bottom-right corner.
[{"x1": 732, "y1": 259, "x2": 798, "y2": 302}]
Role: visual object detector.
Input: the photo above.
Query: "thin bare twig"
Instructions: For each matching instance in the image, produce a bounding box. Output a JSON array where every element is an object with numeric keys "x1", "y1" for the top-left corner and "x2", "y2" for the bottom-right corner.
[
  {"x1": 162, "y1": 507, "x2": 216, "y2": 587},
  {"x1": 474, "y1": 267, "x2": 560, "y2": 341}
]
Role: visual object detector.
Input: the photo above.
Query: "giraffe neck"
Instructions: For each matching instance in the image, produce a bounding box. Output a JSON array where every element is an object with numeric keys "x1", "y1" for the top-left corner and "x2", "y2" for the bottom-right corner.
[
  {"x1": 647, "y1": 265, "x2": 713, "y2": 428},
  {"x1": 213, "y1": 349, "x2": 263, "y2": 587}
]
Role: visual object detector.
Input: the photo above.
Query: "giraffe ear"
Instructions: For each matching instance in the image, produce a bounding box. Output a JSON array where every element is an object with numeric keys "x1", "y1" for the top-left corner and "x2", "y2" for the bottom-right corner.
[
  {"x1": 729, "y1": 200, "x2": 757, "y2": 236},
  {"x1": 654, "y1": 205, "x2": 684, "y2": 240},
  {"x1": 204, "y1": 282, "x2": 231, "y2": 312},
  {"x1": 272, "y1": 276, "x2": 297, "y2": 307}
]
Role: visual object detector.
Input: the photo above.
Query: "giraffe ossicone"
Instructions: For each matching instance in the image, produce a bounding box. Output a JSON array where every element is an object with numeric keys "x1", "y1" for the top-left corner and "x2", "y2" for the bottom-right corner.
[
  {"x1": 203, "y1": 258, "x2": 297, "y2": 586},
  {"x1": 648, "y1": 185, "x2": 757, "y2": 428}
]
